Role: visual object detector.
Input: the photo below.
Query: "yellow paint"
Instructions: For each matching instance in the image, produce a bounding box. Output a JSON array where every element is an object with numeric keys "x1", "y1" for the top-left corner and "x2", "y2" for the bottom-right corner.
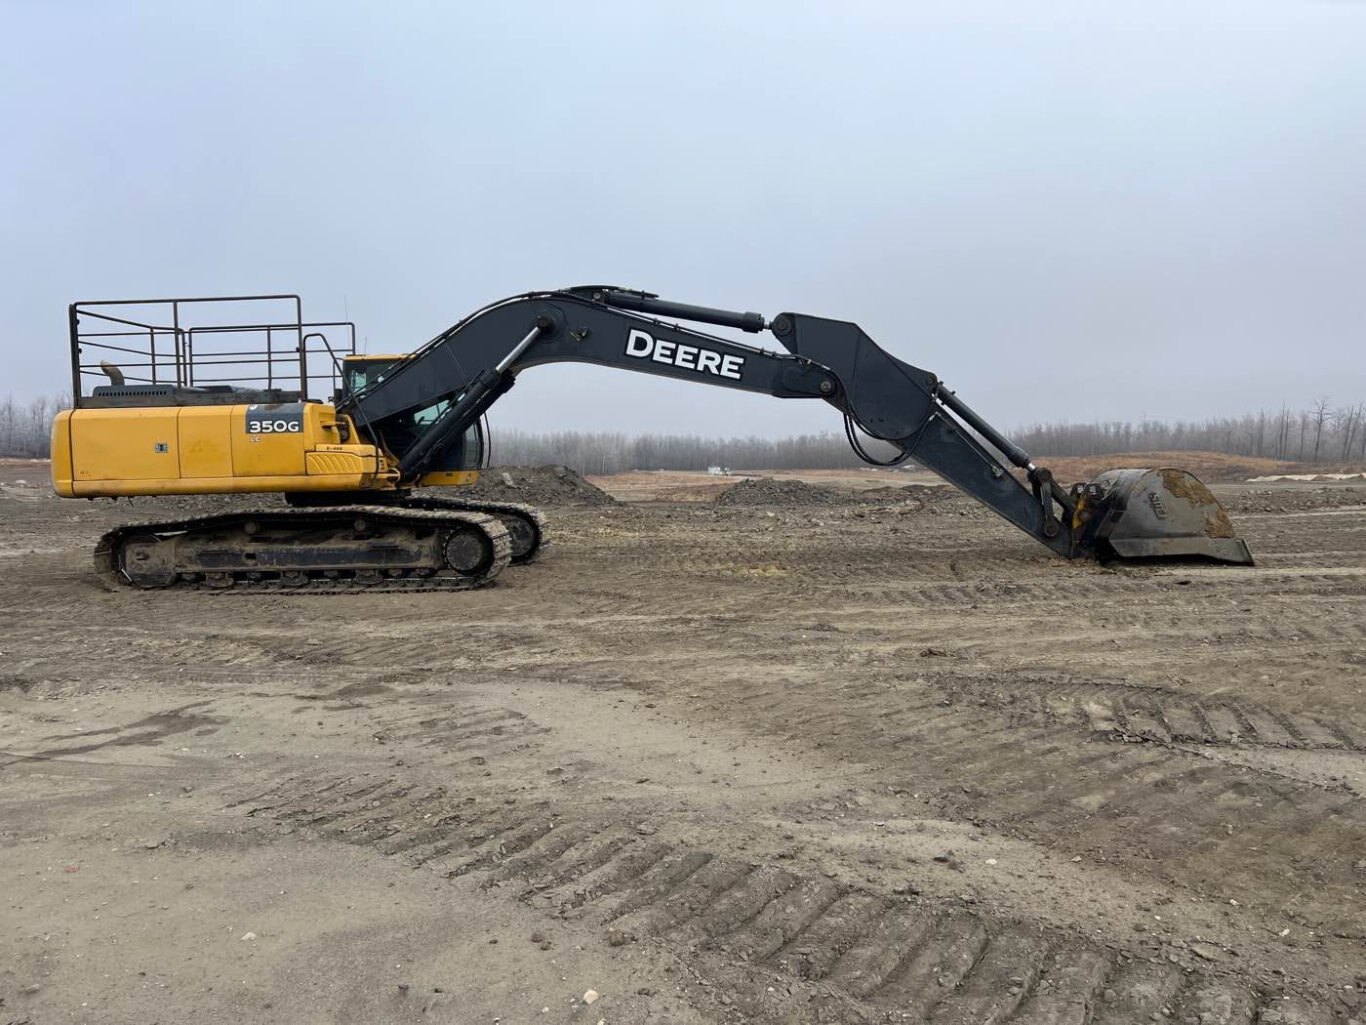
[
  {"x1": 418, "y1": 470, "x2": 480, "y2": 487},
  {"x1": 67, "y1": 407, "x2": 180, "y2": 481},
  {"x1": 52, "y1": 402, "x2": 405, "y2": 498},
  {"x1": 49, "y1": 410, "x2": 76, "y2": 497},
  {"x1": 178, "y1": 406, "x2": 234, "y2": 478},
  {"x1": 63, "y1": 473, "x2": 391, "y2": 496},
  {"x1": 306, "y1": 450, "x2": 378, "y2": 476},
  {"x1": 229, "y1": 412, "x2": 306, "y2": 476}
]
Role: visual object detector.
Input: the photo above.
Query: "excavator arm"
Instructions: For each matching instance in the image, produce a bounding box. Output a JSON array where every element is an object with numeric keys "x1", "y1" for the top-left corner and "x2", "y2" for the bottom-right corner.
[{"x1": 341, "y1": 287, "x2": 1251, "y2": 565}]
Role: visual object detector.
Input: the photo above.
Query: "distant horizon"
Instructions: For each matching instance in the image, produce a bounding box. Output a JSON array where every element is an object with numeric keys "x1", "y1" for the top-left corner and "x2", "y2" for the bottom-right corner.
[
  {"x1": 8, "y1": 390, "x2": 1362, "y2": 468},
  {"x1": 2, "y1": 388, "x2": 1361, "y2": 442}
]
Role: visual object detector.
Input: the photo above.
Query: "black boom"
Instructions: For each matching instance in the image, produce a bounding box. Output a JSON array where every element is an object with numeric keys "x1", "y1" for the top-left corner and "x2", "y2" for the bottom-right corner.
[{"x1": 339, "y1": 286, "x2": 1079, "y2": 558}]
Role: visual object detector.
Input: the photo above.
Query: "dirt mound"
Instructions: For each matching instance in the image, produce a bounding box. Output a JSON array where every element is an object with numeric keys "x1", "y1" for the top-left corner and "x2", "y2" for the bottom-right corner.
[
  {"x1": 714, "y1": 477, "x2": 850, "y2": 506},
  {"x1": 1219, "y1": 485, "x2": 1366, "y2": 515},
  {"x1": 1247, "y1": 472, "x2": 1366, "y2": 483},
  {"x1": 1032, "y1": 451, "x2": 1302, "y2": 484},
  {"x1": 462, "y1": 465, "x2": 616, "y2": 506}
]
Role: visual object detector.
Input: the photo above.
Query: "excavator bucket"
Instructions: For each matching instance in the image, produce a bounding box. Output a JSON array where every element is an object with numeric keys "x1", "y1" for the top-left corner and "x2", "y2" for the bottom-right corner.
[{"x1": 1075, "y1": 468, "x2": 1254, "y2": 565}]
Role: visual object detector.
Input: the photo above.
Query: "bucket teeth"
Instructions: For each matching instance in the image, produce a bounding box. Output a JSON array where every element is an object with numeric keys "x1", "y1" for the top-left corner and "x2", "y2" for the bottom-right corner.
[{"x1": 1075, "y1": 468, "x2": 1253, "y2": 565}]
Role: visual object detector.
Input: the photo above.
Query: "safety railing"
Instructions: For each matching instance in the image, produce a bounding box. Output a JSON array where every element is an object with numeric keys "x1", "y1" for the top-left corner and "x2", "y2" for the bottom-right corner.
[{"x1": 69, "y1": 294, "x2": 355, "y2": 406}]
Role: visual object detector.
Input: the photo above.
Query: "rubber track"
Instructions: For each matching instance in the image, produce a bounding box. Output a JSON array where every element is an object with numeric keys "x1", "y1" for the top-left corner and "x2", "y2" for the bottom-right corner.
[
  {"x1": 241, "y1": 774, "x2": 1339, "y2": 1025},
  {"x1": 93, "y1": 505, "x2": 511, "y2": 593}
]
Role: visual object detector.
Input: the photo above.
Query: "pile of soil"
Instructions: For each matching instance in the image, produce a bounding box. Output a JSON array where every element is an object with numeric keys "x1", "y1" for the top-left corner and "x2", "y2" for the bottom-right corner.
[
  {"x1": 714, "y1": 477, "x2": 848, "y2": 506},
  {"x1": 1036, "y1": 451, "x2": 1299, "y2": 484},
  {"x1": 462, "y1": 465, "x2": 616, "y2": 506},
  {"x1": 1219, "y1": 485, "x2": 1366, "y2": 515}
]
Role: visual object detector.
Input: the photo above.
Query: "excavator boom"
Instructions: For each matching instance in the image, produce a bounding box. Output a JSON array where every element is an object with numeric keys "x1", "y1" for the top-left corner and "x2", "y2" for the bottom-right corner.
[{"x1": 342, "y1": 287, "x2": 1252, "y2": 566}]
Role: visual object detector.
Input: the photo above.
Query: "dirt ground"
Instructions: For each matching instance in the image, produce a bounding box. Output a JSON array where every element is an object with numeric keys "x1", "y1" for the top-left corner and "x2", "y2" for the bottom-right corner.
[{"x1": 2, "y1": 467, "x2": 1364, "y2": 1025}]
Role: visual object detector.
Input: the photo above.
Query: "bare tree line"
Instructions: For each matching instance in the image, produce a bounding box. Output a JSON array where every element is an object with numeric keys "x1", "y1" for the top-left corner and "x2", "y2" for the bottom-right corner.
[
  {"x1": 5, "y1": 394, "x2": 1364, "y2": 470},
  {"x1": 1013, "y1": 399, "x2": 1366, "y2": 463},
  {"x1": 0, "y1": 396, "x2": 891, "y2": 468},
  {"x1": 0, "y1": 395, "x2": 65, "y2": 459},
  {"x1": 491, "y1": 430, "x2": 892, "y2": 474},
  {"x1": 497, "y1": 400, "x2": 1366, "y2": 474}
]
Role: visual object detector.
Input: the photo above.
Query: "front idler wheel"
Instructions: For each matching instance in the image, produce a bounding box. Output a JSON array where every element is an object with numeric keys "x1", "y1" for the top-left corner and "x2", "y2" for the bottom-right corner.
[{"x1": 507, "y1": 520, "x2": 536, "y2": 560}]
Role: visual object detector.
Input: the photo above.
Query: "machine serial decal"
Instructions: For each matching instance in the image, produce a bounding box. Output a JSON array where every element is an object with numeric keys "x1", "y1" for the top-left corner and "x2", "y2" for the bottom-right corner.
[
  {"x1": 625, "y1": 329, "x2": 745, "y2": 381},
  {"x1": 245, "y1": 403, "x2": 304, "y2": 435}
]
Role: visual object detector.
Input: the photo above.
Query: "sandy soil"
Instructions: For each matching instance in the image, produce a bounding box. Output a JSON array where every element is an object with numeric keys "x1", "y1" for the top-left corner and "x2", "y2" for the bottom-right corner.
[
  {"x1": 587, "y1": 468, "x2": 948, "y2": 503},
  {"x1": 2, "y1": 471, "x2": 1364, "y2": 1025},
  {"x1": 0, "y1": 459, "x2": 50, "y2": 487}
]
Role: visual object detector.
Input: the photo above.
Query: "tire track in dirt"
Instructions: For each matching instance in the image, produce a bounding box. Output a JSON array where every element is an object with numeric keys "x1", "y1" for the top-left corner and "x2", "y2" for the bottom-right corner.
[
  {"x1": 929, "y1": 674, "x2": 1366, "y2": 752},
  {"x1": 197, "y1": 609, "x2": 1366, "y2": 936},
  {"x1": 555, "y1": 662, "x2": 1366, "y2": 934},
  {"x1": 235, "y1": 771, "x2": 1340, "y2": 1025},
  {"x1": 5, "y1": 485, "x2": 1364, "y2": 1023},
  {"x1": 366, "y1": 705, "x2": 552, "y2": 759}
]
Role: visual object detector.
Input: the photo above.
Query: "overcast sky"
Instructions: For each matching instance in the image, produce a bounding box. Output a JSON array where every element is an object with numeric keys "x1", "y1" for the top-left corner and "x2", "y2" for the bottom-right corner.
[{"x1": 3, "y1": 2, "x2": 1364, "y2": 438}]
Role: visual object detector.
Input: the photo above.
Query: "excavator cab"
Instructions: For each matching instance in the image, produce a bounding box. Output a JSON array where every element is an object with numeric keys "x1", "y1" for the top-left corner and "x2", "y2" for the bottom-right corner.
[{"x1": 338, "y1": 354, "x2": 487, "y2": 481}]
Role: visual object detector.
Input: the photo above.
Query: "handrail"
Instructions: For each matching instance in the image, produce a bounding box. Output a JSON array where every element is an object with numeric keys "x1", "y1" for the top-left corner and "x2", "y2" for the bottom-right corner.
[{"x1": 68, "y1": 294, "x2": 353, "y2": 408}]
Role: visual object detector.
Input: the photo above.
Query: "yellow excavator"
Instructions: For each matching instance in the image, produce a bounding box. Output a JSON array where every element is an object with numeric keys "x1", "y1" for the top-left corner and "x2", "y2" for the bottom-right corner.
[{"x1": 52, "y1": 289, "x2": 1252, "y2": 591}]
